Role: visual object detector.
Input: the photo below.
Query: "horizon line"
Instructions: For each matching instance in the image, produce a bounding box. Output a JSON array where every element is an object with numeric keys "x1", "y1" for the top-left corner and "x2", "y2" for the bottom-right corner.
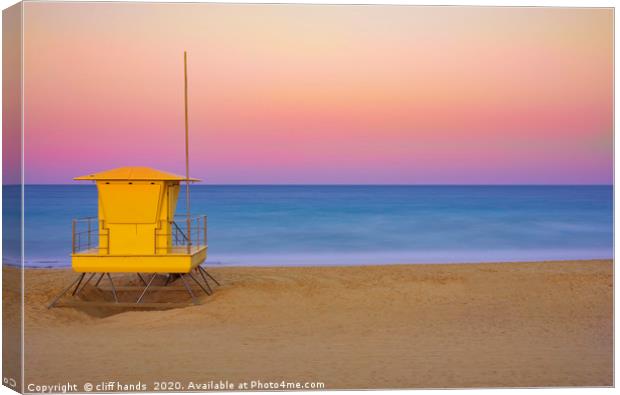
[{"x1": 6, "y1": 183, "x2": 615, "y2": 187}]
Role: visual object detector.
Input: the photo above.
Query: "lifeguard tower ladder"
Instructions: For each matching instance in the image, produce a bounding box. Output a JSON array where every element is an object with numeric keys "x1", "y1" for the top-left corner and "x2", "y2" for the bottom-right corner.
[{"x1": 48, "y1": 166, "x2": 219, "y2": 308}]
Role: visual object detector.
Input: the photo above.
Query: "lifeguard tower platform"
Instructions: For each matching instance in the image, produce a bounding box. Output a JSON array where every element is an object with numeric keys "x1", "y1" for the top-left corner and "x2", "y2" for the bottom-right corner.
[{"x1": 49, "y1": 166, "x2": 219, "y2": 308}]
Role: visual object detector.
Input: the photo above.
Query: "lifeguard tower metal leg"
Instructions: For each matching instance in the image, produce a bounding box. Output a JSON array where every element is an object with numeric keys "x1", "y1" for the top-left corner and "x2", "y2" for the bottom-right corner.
[{"x1": 49, "y1": 269, "x2": 219, "y2": 308}]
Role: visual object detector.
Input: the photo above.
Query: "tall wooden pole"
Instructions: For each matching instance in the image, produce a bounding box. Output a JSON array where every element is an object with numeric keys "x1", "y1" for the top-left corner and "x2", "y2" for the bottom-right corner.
[{"x1": 184, "y1": 51, "x2": 191, "y2": 252}]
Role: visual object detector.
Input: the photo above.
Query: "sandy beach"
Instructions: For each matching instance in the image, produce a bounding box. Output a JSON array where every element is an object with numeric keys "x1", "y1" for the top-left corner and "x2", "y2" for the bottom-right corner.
[{"x1": 7, "y1": 259, "x2": 613, "y2": 389}]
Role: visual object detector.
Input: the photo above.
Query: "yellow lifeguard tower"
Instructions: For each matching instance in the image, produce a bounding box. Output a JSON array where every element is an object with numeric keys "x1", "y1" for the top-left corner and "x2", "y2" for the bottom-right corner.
[
  {"x1": 49, "y1": 51, "x2": 219, "y2": 308},
  {"x1": 48, "y1": 166, "x2": 219, "y2": 308},
  {"x1": 71, "y1": 166, "x2": 205, "y2": 273}
]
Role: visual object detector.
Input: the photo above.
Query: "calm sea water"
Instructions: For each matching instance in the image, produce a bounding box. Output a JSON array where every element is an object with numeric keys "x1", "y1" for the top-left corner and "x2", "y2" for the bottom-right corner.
[{"x1": 3, "y1": 185, "x2": 614, "y2": 267}]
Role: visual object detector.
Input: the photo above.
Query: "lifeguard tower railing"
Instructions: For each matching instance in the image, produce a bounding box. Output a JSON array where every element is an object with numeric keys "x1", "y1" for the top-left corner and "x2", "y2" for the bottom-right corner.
[
  {"x1": 72, "y1": 215, "x2": 207, "y2": 255},
  {"x1": 163, "y1": 214, "x2": 208, "y2": 254},
  {"x1": 71, "y1": 217, "x2": 107, "y2": 254}
]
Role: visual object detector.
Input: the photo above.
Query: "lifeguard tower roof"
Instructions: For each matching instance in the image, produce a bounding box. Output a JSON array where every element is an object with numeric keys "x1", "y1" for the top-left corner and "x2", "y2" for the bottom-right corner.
[{"x1": 74, "y1": 166, "x2": 200, "y2": 182}]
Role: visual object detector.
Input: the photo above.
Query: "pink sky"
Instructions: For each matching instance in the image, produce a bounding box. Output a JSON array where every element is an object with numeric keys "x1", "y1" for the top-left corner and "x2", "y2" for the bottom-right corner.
[{"x1": 21, "y1": 4, "x2": 612, "y2": 184}]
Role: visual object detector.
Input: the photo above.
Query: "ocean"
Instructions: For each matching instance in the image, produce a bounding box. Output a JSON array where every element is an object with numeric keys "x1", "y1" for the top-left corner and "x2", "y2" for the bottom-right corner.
[{"x1": 3, "y1": 185, "x2": 614, "y2": 267}]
